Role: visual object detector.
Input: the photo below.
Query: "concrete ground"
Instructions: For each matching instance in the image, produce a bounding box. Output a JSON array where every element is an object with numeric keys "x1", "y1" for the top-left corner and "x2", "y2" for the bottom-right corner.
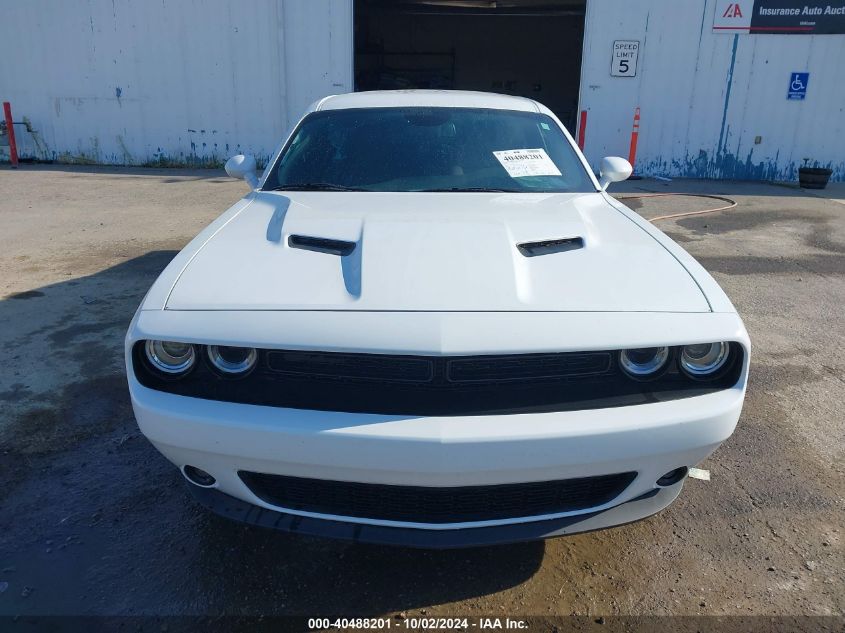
[{"x1": 0, "y1": 166, "x2": 842, "y2": 624}]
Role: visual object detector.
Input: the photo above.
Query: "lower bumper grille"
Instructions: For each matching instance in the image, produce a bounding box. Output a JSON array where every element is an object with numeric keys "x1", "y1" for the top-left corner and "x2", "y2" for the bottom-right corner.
[{"x1": 238, "y1": 471, "x2": 638, "y2": 524}]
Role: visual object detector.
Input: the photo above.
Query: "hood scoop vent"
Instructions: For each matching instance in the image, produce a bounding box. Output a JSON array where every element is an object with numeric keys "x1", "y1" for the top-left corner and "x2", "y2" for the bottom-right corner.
[
  {"x1": 289, "y1": 234, "x2": 356, "y2": 256},
  {"x1": 517, "y1": 237, "x2": 584, "y2": 258}
]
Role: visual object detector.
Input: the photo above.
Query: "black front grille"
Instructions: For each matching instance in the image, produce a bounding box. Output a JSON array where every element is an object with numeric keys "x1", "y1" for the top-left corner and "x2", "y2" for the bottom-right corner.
[
  {"x1": 266, "y1": 350, "x2": 611, "y2": 384},
  {"x1": 238, "y1": 471, "x2": 638, "y2": 523},
  {"x1": 133, "y1": 343, "x2": 744, "y2": 416},
  {"x1": 446, "y1": 352, "x2": 610, "y2": 382},
  {"x1": 267, "y1": 350, "x2": 435, "y2": 382}
]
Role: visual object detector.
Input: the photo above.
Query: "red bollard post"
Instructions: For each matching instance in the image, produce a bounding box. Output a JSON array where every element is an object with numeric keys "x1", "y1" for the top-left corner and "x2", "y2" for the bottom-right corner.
[
  {"x1": 627, "y1": 107, "x2": 640, "y2": 171},
  {"x1": 3, "y1": 102, "x2": 18, "y2": 168},
  {"x1": 577, "y1": 110, "x2": 587, "y2": 151}
]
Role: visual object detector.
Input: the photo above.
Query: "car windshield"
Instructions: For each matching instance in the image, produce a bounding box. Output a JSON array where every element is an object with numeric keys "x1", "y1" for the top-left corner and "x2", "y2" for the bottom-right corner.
[{"x1": 263, "y1": 107, "x2": 595, "y2": 193}]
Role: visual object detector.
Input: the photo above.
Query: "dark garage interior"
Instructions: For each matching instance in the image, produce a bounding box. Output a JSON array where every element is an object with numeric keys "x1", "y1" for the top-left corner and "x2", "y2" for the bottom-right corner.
[{"x1": 354, "y1": 0, "x2": 587, "y2": 132}]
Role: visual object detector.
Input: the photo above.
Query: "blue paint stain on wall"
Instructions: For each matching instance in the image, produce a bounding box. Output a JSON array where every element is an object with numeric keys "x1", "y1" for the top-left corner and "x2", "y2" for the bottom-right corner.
[
  {"x1": 638, "y1": 152, "x2": 843, "y2": 183},
  {"x1": 696, "y1": 3, "x2": 708, "y2": 50},
  {"x1": 633, "y1": 30, "x2": 843, "y2": 183},
  {"x1": 717, "y1": 35, "x2": 739, "y2": 155},
  {"x1": 115, "y1": 86, "x2": 122, "y2": 99}
]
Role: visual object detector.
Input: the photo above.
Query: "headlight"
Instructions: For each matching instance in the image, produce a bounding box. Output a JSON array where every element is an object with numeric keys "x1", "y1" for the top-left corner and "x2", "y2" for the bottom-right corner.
[
  {"x1": 144, "y1": 340, "x2": 196, "y2": 375},
  {"x1": 680, "y1": 342, "x2": 730, "y2": 378},
  {"x1": 619, "y1": 347, "x2": 670, "y2": 379},
  {"x1": 207, "y1": 345, "x2": 258, "y2": 376}
]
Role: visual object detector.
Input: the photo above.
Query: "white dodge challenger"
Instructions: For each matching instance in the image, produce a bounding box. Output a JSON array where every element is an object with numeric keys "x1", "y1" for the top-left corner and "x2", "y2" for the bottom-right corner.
[{"x1": 126, "y1": 90, "x2": 749, "y2": 547}]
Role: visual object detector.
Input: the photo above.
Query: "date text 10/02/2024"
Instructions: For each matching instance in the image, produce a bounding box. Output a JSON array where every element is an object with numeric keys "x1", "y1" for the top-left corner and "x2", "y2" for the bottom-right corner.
[{"x1": 307, "y1": 617, "x2": 530, "y2": 630}]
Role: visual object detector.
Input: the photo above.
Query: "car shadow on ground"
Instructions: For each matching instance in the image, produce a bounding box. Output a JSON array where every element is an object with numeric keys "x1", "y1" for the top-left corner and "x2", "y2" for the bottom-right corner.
[{"x1": 0, "y1": 251, "x2": 544, "y2": 617}]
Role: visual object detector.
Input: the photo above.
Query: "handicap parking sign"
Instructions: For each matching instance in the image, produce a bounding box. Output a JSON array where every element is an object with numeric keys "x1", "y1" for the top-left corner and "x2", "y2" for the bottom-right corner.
[{"x1": 788, "y1": 72, "x2": 809, "y2": 100}]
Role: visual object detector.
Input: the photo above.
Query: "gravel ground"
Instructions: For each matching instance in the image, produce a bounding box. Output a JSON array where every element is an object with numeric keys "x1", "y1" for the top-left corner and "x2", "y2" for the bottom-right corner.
[{"x1": 0, "y1": 166, "x2": 842, "y2": 626}]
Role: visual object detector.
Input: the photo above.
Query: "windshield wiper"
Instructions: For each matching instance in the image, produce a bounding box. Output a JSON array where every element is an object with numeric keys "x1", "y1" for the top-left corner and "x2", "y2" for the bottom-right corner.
[
  {"x1": 416, "y1": 187, "x2": 518, "y2": 193},
  {"x1": 271, "y1": 183, "x2": 369, "y2": 192}
]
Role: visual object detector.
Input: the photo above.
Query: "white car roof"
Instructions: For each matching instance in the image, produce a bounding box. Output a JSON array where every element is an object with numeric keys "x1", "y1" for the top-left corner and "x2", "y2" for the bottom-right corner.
[{"x1": 316, "y1": 90, "x2": 543, "y2": 113}]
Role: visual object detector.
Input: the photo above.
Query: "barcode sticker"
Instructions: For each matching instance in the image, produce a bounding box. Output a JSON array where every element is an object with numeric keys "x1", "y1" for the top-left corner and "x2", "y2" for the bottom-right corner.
[{"x1": 493, "y1": 148, "x2": 562, "y2": 178}]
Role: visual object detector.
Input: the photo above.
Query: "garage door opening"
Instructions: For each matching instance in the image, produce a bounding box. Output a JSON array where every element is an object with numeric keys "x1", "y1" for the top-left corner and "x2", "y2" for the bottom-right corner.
[{"x1": 354, "y1": 0, "x2": 587, "y2": 133}]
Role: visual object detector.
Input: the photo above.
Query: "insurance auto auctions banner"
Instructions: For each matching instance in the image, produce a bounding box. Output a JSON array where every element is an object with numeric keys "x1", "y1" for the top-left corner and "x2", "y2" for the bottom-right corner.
[{"x1": 714, "y1": 0, "x2": 845, "y2": 33}]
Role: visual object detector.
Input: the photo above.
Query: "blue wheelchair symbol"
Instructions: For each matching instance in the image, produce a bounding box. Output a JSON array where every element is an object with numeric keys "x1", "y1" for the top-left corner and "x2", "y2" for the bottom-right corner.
[{"x1": 788, "y1": 72, "x2": 809, "y2": 100}]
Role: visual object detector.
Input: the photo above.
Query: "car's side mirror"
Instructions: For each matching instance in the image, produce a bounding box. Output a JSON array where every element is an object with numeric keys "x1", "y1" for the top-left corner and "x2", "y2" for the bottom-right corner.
[
  {"x1": 598, "y1": 156, "x2": 633, "y2": 191},
  {"x1": 225, "y1": 154, "x2": 259, "y2": 189}
]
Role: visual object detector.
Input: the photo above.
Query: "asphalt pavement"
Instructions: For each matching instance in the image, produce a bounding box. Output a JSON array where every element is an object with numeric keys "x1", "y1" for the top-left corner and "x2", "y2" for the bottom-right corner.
[{"x1": 0, "y1": 166, "x2": 842, "y2": 625}]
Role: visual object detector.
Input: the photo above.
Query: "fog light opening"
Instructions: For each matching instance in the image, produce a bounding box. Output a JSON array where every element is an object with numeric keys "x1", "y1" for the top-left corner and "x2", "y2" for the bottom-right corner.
[
  {"x1": 183, "y1": 465, "x2": 217, "y2": 487},
  {"x1": 656, "y1": 467, "x2": 688, "y2": 487}
]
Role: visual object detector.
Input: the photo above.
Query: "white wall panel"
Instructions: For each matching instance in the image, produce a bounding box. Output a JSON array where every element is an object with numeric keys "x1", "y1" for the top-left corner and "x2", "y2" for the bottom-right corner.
[
  {"x1": 579, "y1": 0, "x2": 845, "y2": 181},
  {"x1": 3, "y1": 0, "x2": 842, "y2": 181},
  {"x1": 0, "y1": 0, "x2": 353, "y2": 165}
]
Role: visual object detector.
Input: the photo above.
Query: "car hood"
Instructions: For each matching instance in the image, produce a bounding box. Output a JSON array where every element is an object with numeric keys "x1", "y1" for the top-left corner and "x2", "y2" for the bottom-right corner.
[{"x1": 164, "y1": 191, "x2": 709, "y2": 312}]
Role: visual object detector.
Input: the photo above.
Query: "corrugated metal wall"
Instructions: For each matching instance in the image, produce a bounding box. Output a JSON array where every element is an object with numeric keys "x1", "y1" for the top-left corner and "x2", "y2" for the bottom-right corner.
[
  {"x1": 3, "y1": 0, "x2": 842, "y2": 181},
  {"x1": 0, "y1": 0, "x2": 353, "y2": 166},
  {"x1": 579, "y1": 0, "x2": 845, "y2": 181}
]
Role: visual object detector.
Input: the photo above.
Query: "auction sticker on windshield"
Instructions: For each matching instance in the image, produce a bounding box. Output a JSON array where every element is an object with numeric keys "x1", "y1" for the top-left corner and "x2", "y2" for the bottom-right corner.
[{"x1": 493, "y1": 148, "x2": 562, "y2": 178}]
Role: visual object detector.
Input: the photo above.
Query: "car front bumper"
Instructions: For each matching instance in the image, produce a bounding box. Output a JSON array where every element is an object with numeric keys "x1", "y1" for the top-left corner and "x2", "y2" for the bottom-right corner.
[
  {"x1": 130, "y1": 379, "x2": 744, "y2": 543},
  {"x1": 127, "y1": 308, "x2": 748, "y2": 546}
]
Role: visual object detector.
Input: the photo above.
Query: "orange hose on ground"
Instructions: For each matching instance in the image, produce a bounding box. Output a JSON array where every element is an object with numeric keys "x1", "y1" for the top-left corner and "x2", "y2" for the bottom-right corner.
[{"x1": 614, "y1": 193, "x2": 737, "y2": 222}]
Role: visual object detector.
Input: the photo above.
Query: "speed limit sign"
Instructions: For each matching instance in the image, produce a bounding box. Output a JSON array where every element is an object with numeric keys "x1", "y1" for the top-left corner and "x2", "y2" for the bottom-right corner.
[{"x1": 611, "y1": 40, "x2": 640, "y2": 77}]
